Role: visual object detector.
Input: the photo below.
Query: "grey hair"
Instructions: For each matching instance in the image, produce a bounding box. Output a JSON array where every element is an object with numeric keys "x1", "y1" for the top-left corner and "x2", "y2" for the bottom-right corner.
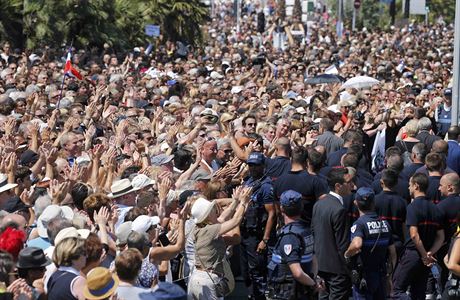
[
  {"x1": 217, "y1": 138, "x2": 230, "y2": 149},
  {"x1": 34, "y1": 195, "x2": 52, "y2": 218},
  {"x1": 417, "y1": 117, "x2": 432, "y2": 131}
]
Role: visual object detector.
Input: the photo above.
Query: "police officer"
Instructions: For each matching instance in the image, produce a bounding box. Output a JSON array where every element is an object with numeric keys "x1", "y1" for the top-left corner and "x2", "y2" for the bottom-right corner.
[
  {"x1": 344, "y1": 187, "x2": 397, "y2": 300},
  {"x1": 242, "y1": 152, "x2": 276, "y2": 300},
  {"x1": 436, "y1": 88, "x2": 452, "y2": 137},
  {"x1": 267, "y1": 190, "x2": 323, "y2": 300}
]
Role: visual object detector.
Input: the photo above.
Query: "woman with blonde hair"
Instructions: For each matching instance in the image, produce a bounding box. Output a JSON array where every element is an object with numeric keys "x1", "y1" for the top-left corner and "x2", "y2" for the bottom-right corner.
[
  {"x1": 395, "y1": 119, "x2": 420, "y2": 154},
  {"x1": 47, "y1": 237, "x2": 87, "y2": 300}
]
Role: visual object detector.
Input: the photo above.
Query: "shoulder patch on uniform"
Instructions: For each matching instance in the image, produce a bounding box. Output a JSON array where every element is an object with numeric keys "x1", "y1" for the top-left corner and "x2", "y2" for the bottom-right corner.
[
  {"x1": 351, "y1": 225, "x2": 357, "y2": 233},
  {"x1": 284, "y1": 244, "x2": 292, "y2": 255}
]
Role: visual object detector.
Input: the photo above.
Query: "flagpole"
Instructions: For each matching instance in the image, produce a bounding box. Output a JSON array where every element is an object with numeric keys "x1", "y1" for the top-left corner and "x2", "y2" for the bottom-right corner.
[
  {"x1": 56, "y1": 74, "x2": 67, "y2": 110},
  {"x1": 57, "y1": 42, "x2": 74, "y2": 110}
]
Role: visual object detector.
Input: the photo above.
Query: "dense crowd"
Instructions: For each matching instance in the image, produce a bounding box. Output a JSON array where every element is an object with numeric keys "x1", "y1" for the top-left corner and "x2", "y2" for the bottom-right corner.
[{"x1": 0, "y1": 0, "x2": 459, "y2": 299}]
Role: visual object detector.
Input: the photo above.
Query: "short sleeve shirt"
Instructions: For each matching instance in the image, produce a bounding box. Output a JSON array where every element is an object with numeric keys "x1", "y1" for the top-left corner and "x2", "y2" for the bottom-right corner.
[
  {"x1": 405, "y1": 196, "x2": 442, "y2": 250},
  {"x1": 193, "y1": 223, "x2": 226, "y2": 274}
]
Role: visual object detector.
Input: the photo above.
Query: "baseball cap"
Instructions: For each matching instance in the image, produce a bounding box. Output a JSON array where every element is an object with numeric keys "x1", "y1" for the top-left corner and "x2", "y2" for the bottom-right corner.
[
  {"x1": 151, "y1": 154, "x2": 174, "y2": 166},
  {"x1": 355, "y1": 187, "x2": 375, "y2": 202},
  {"x1": 132, "y1": 215, "x2": 160, "y2": 234},
  {"x1": 247, "y1": 152, "x2": 265, "y2": 165},
  {"x1": 280, "y1": 190, "x2": 302, "y2": 207},
  {"x1": 190, "y1": 169, "x2": 212, "y2": 181}
]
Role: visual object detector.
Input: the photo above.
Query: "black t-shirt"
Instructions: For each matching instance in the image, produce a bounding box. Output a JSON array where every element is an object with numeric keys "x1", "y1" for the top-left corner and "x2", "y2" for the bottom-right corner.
[
  {"x1": 274, "y1": 170, "x2": 328, "y2": 226},
  {"x1": 372, "y1": 172, "x2": 410, "y2": 201},
  {"x1": 437, "y1": 194, "x2": 460, "y2": 240},
  {"x1": 401, "y1": 162, "x2": 424, "y2": 180},
  {"x1": 426, "y1": 175, "x2": 442, "y2": 204},
  {"x1": 405, "y1": 196, "x2": 442, "y2": 251},
  {"x1": 375, "y1": 191, "x2": 407, "y2": 243},
  {"x1": 265, "y1": 156, "x2": 291, "y2": 180}
]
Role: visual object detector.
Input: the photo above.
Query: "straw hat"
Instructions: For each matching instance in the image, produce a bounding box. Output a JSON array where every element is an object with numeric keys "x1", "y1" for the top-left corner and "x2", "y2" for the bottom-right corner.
[{"x1": 83, "y1": 267, "x2": 119, "y2": 300}]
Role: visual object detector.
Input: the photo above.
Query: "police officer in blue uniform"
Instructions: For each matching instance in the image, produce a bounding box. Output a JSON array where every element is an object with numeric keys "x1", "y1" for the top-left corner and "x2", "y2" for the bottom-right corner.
[
  {"x1": 437, "y1": 88, "x2": 452, "y2": 136},
  {"x1": 267, "y1": 190, "x2": 323, "y2": 300},
  {"x1": 344, "y1": 187, "x2": 397, "y2": 300},
  {"x1": 242, "y1": 152, "x2": 277, "y2": 300}
]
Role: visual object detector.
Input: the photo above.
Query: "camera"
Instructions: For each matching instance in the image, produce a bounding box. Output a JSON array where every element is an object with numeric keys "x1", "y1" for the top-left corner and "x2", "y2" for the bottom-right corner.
[{"x1": 447, "y1": 278, "x2": 460, "y2": 298}]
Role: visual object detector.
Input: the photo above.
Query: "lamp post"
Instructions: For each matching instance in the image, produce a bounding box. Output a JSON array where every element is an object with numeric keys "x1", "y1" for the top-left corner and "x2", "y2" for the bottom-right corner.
[{"x1": 451, "y1": 0, "x2": 460, "y2": 126}]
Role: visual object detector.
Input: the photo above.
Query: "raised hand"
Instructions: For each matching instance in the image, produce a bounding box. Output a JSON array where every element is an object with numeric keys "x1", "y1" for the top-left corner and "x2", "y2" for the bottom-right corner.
[
  {"x1": 94, "y1": 206, "x2": 111, "y2": 226},
  {"x1": 4, "y1": 118, "x2": 17, "y2": 136},
  {"x1": 28, "y1": 121, "x2": 41, "y2": 137},
  {"x1": 47, "y1": 179, "x2": 70, "y2": 204},
  {"x1": 19, "y1": 189, "x2": 32, "y2": 206},
  {"x1": 5, "y1": 152, "x2": 18, "y2": 174},
  {"x1": 238, "y1": 186, "x2": 253, "y2": 205},
  {"x1": 63, "y1": 164, "x2": 79, "y2": 182}
]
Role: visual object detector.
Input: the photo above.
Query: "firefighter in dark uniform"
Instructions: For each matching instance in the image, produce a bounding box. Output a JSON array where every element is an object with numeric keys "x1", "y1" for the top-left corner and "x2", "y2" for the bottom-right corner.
[
  {"x1": 344, "y1": 187, "x2": 397, "y2": 300},
  {"x1": 242, "y1": 152, "x2": 277, "y2": 300},
  {"x1": 392, "y1": 173, "x2": 445, "y2": 300},
  {"x1": 267, "y1": 190, "x2": 323, "y2": 300}
]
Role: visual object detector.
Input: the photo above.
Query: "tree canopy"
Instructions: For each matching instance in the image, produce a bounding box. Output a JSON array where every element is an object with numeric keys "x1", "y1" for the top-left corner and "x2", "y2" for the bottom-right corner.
[{"x1": 0, "y1": 0, "x2": 209, "y2": 50}]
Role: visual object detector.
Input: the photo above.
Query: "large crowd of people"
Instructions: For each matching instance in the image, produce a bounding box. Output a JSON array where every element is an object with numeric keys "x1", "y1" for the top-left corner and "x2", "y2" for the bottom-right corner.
[{"x1": 0, "y1": 0, "x2": 459, "y2": 299}]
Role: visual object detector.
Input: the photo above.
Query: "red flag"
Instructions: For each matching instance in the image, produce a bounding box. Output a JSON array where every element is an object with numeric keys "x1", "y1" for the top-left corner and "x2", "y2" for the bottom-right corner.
[{"x1": 64, "y1": 52, "x2": 83, "y2": 80}]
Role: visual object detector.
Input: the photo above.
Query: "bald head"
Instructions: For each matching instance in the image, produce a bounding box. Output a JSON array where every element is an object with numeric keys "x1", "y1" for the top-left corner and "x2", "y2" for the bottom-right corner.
[
  {"x1": 440, "y1": 173, "x2": 460, "y2": 196},
  {"x1": 275, "y1": 137, "x2": 291, "y2": 156},
  {"x1": 314, "y1": 145, "x2": 326, "y2": 155},
  {"x1": 447, "y1": 126, "x2": 460, "y2": 141},
  {"x1": 1, "y1": 213, "x2": 27, "y2": 233},
  {"x1": 386, "y1": 155, "x2": 404, "y2": 173},
  {"x1": 432, "y1": 140, "x2": 448, "y2": 155}
]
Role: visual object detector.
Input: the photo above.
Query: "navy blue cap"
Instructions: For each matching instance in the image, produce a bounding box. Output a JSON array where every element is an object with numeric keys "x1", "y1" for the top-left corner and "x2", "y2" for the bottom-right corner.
[
  {"x1": 151, "y1": 281, "x2": 187, "y2": 300},
  {"x1": 444, "y1": 88, "x2": 452, "y2": 96},
  {"x1": 355, "y1": 187, "x2": 375, "y2": 202},
  {"x1": 247, "y1": 152, "x2": 265, "y2": 165},
  {"x1": 280, "y1": 190, "x2": 302, "y2": 207}
]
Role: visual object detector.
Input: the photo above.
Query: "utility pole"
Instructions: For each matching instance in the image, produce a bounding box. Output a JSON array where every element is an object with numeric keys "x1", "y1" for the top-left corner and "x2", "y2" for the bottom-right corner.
[
  {"x1": 451, "y1": 0, "x2": 460, "y2": 126},
  {"x1": 337, "y1": 0, "x2": 343, "y2": 38},
  {"x1": 353, "y1": 0, "x2": 361, "y2": 32},
  {"x1": 236, "y1": 0, "x2": 241, "y2": 33}
]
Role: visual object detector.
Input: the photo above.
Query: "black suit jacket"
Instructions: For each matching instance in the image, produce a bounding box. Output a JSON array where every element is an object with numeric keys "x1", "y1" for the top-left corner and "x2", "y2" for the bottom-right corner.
[{"x1": 312, "y1": 193, "x2": 350, "y2": 274}]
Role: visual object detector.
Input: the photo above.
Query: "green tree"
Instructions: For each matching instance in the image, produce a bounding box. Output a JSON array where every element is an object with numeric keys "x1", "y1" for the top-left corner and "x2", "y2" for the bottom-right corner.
[
  {"x1": 427, "y1": 0, "x2": 455, "y2": 23},
  {"x1": 14, "y1": 0, "x2": 209, "y2": 50},
  {"x1": 0, "y1": 0, "x2": 24, "y2": 48}
]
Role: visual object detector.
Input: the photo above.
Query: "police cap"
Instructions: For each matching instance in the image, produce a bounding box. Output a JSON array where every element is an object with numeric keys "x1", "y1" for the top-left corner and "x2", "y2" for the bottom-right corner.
[
  {"x1": 247, "y1": 152, "x2": 265, "y2": 165},
  {"x1": 280, "y1": 190, "x2": 302, "y2": 207}
]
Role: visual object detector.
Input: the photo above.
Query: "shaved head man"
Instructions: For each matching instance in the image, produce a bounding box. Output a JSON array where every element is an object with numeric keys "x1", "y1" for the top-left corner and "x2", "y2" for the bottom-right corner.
[{"x1": 438, "y1": 173, "x2": 460, "y2": 197}]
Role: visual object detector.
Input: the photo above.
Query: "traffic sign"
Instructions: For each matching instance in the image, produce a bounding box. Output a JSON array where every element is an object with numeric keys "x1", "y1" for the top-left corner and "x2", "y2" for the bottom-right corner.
[{"x1": 145, "y1": 25, "x2": 160, "y2": 37}]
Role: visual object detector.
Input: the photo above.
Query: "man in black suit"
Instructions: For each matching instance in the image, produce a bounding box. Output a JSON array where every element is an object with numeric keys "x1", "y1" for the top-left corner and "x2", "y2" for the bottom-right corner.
[{"x1": 312, "y1": 167, "x2": 355, "y2": 300}]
